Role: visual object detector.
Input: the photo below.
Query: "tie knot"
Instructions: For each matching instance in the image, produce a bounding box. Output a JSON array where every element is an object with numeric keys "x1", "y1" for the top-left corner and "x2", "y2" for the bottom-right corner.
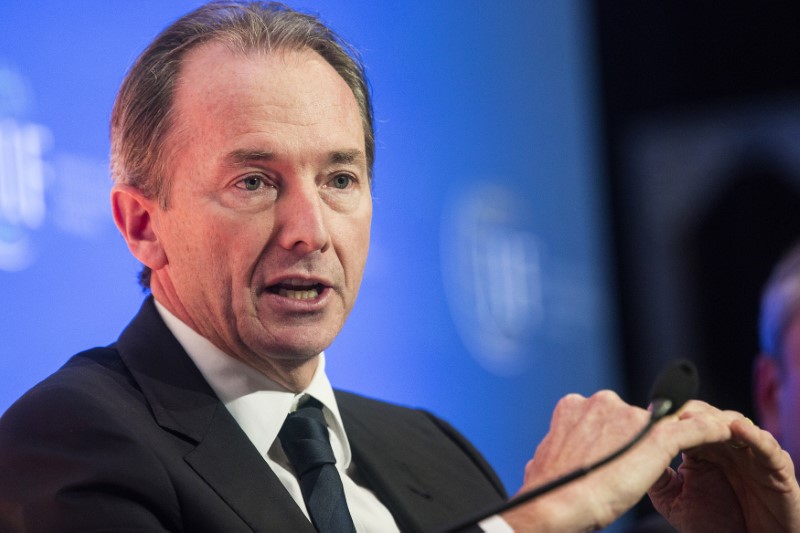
[
  {"x1": 279, "y1": 398, "x2": 336, "y2": 476},
  {"x1": 276, "y1": 397, "x2": 356, "y2": 533}
]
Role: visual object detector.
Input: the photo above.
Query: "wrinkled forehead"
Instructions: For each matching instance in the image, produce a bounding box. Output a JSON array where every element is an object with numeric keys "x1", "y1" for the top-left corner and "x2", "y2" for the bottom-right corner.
[{"x1": 164, "y1": 43, "x2": 366, "y2": 176}]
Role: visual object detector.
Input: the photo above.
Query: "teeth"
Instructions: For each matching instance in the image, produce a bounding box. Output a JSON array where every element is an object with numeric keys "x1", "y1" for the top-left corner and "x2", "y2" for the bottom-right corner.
[
  {"x1": 285, "y1": 278, "x2": 316, "y2": 287},
  {"x1": 278, "y1": 288, "x2": 319, "y2": 300}
]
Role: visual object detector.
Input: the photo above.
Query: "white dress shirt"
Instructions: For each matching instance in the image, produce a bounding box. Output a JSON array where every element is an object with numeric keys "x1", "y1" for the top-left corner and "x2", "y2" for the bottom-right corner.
[{"x1": 154, "y1": 301, "x2": 512, "y2": 533}]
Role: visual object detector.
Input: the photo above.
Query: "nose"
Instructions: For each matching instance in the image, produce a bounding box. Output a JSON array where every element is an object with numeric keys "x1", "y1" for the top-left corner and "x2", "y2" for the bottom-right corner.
[{"x1": 274, "y1": 182, "x2": 331, "y2": 254}]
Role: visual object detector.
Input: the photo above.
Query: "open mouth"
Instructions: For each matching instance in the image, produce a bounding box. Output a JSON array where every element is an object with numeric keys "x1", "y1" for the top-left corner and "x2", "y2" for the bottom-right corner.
[{"x1": 266, "y1": 281, "x2": 326, "y2": 300}]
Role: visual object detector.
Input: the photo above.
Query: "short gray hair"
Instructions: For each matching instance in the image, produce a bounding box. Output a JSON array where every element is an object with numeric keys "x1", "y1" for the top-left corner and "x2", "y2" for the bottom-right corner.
[
  {"x1": 110, "y1": 1, "x2": 374, "y2": 288},
  {"x1": 760, "y1": 242, "x2": 800, "y2": 360}
]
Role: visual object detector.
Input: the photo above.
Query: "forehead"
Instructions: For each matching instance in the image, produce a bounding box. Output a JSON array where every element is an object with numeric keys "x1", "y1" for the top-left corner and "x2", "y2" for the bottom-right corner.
[{"x1": 169, "y1": 42, "x2": 365, "y2": 158}]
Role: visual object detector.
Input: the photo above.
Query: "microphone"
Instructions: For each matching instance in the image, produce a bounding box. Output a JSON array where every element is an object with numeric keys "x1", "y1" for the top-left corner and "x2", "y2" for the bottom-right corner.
[
  {"x1": 648, "y1": 358, "x2": 699, "y2": 420},
  {"x1": 440, "y1": 359, "x2": 699, "y2": 532}
]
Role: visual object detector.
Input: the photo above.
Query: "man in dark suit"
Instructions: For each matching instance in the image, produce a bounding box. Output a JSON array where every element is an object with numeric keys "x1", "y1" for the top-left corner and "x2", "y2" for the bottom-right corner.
[
  {"x1": 2, "y1": 2, "x2": 800, "y2": 532},
  {"x1": 0, "y1": 298, "x2": 506, "y2": 532}
]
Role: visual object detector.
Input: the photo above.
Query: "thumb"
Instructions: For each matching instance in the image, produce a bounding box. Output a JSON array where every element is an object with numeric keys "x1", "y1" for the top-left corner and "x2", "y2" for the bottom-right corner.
[{"x1": 648, "y1": 467, "x2": 682, "y2": 518}]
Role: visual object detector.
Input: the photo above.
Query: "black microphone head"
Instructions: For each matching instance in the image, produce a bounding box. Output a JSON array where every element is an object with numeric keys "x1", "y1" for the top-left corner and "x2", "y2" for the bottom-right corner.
[{"x1": 648, "y1": 359, "x2": 699, "y2": 419}]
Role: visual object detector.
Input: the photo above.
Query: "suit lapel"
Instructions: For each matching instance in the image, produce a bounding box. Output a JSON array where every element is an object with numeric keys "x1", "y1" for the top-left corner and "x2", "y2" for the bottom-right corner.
[
  {"x1": 337, "y1": 391, "x2": 507, "y2": 533},
  {"x1": 337, "y1": 396, "x2": 442, "y2": 532},
  {"x1": 348, "y1": 438, "x2": 436, "y2": 533},
  {"x1": 183, "y1": 405, "x2": 313, "y2": 532},
  {"x1": 116, "y1": 298, "x2": 314, "y2": 532}
]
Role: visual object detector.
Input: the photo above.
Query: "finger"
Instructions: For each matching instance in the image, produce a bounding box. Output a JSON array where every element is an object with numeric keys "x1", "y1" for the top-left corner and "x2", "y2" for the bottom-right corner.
[
  {"x1": 548, "y1": 393, "x2": 587, "y2": 431},
  {"x1": 676, "y1": 410, "x2": 749, "y2": 463},
  {"x1": 729, "y1": 418, "x2": 793, "y2": 472},
  {"x1": 585, "y1": 389, "x2": 650, "y2": 433},
  {"x1": 653, "y1": 406, "x2": 735, "y2": 457},
  {"x1": 677, "y1": 401, "x2": 745, "y2": 424},
  {"x1": 680, "y1": 415, "x2": 793, "y2": 485},
  {"x1": 727, "y1": 417, "x2": 756, "y2": 452},
  {"x1": 647, "y1": 467, "x2": 681, "y2": 518},
  {"x1": 649, "y1": 467, "x2": 677, "y2": 494}
]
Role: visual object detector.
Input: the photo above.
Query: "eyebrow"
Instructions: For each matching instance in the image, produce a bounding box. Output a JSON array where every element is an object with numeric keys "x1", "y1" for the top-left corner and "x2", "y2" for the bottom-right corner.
[
  {"x1": 225, "y1": 148, "x2": 365, "y2": 167},
  {"x1": 226, "y1": 149, "x2": 274, "y2": 165},
  {"x1": 328, "y1": 149, "x2": 365, "y2": 166}
]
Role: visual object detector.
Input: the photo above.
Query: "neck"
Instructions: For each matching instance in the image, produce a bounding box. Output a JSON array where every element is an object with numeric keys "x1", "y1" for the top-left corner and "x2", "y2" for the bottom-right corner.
[
  {"x1": 244, "y1": 354, "x2": 320, "y2": 393},
  {"x1": 149, "y1": 287, "x2": 321, "y2": 394}
]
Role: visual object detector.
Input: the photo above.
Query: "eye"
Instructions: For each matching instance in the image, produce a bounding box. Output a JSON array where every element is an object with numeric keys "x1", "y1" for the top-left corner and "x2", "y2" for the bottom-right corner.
[
  {"x1": 238, "y1": 175, "x2": 264, "y2": 191},
  {"x1": 330, "y1": 174, "x2": 353, "y2": 190}
]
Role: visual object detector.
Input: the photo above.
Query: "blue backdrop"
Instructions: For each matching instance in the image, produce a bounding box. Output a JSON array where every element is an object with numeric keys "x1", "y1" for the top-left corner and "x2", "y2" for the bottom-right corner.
[{"x1": 0, "y1": 1, "x2": 624, "y2": 524}]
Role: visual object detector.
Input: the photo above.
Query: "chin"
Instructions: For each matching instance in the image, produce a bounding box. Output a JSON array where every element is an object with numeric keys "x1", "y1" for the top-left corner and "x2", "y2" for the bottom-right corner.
[{"x1": 248, "y1": 332, "x2": 332, "y2": 361}]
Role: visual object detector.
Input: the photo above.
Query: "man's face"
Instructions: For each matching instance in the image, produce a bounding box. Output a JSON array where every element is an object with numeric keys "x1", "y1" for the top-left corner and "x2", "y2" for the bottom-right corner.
[{"x1": 148, "y1": 43, "x2": 371, "y2": 386}]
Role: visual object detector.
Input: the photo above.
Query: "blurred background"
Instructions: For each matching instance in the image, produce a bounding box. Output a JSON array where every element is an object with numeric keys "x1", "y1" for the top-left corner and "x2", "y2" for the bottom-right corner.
[{"x1": 3, "y1": 1, "x2": 800, "y2": 529}]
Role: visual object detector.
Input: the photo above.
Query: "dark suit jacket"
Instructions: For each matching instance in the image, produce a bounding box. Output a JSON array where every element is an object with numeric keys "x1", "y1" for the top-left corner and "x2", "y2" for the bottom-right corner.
[{"x1": 0, "y1": 298, "x2": 507, "y2": 532}]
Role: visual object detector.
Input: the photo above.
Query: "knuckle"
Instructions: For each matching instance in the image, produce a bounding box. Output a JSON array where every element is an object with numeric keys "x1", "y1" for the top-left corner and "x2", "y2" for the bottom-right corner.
[
  {"x1": 589, "y1": 389, "x2": 622, "y2": 406},
  {"x1": 558, "y1": 393, "x2": 585, "y2": 408},
  {"x1": 553, "y1": 393, "x2": 586, "y2": 418}
]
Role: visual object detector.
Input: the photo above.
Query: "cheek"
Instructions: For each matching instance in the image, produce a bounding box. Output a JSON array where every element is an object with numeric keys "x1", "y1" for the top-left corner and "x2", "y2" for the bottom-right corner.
[
  {"x1": 167, "y1": 210, "x2": 264, "y2": 272},
  {"x1": 779, "y1": 377, "x2": 800, "y2": 434},
  {"x1": 331, "y1": 217, "x2": 370, "y2": 297},
  {"x1": 346, "y1": 216, "x2": 371, "y2": 271},
  {"x1": 782, "y1": 377, "x2": 800, "y2": 408},
  {"x1": 212, "y1": 220, "x2": 272, "y2": 272}
]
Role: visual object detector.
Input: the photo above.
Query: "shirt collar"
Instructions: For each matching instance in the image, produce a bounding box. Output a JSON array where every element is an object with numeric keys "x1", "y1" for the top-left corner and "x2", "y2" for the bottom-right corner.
[{"x1": 153, "y1": 299, "x2": 351, "y2": 469}]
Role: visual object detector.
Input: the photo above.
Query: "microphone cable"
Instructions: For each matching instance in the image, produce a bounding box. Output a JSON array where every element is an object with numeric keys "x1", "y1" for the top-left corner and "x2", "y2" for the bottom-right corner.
[{"x1": 440, "y1": 359, "x2": 699, "y2": 532}]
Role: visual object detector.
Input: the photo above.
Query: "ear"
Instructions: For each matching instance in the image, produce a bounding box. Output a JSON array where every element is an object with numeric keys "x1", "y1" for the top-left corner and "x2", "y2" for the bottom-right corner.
[
  {"x1": 111, "y1": 184, "x2": 167, "y2": 270},
  {"x1": 753, "y1": 354, "x2": 782, "y2": 439}
]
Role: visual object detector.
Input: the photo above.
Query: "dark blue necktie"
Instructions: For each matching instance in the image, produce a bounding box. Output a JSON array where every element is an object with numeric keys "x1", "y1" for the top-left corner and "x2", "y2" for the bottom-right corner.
[{"x1": 278, "y1": 398, "x2": 356, "y2": 533}]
